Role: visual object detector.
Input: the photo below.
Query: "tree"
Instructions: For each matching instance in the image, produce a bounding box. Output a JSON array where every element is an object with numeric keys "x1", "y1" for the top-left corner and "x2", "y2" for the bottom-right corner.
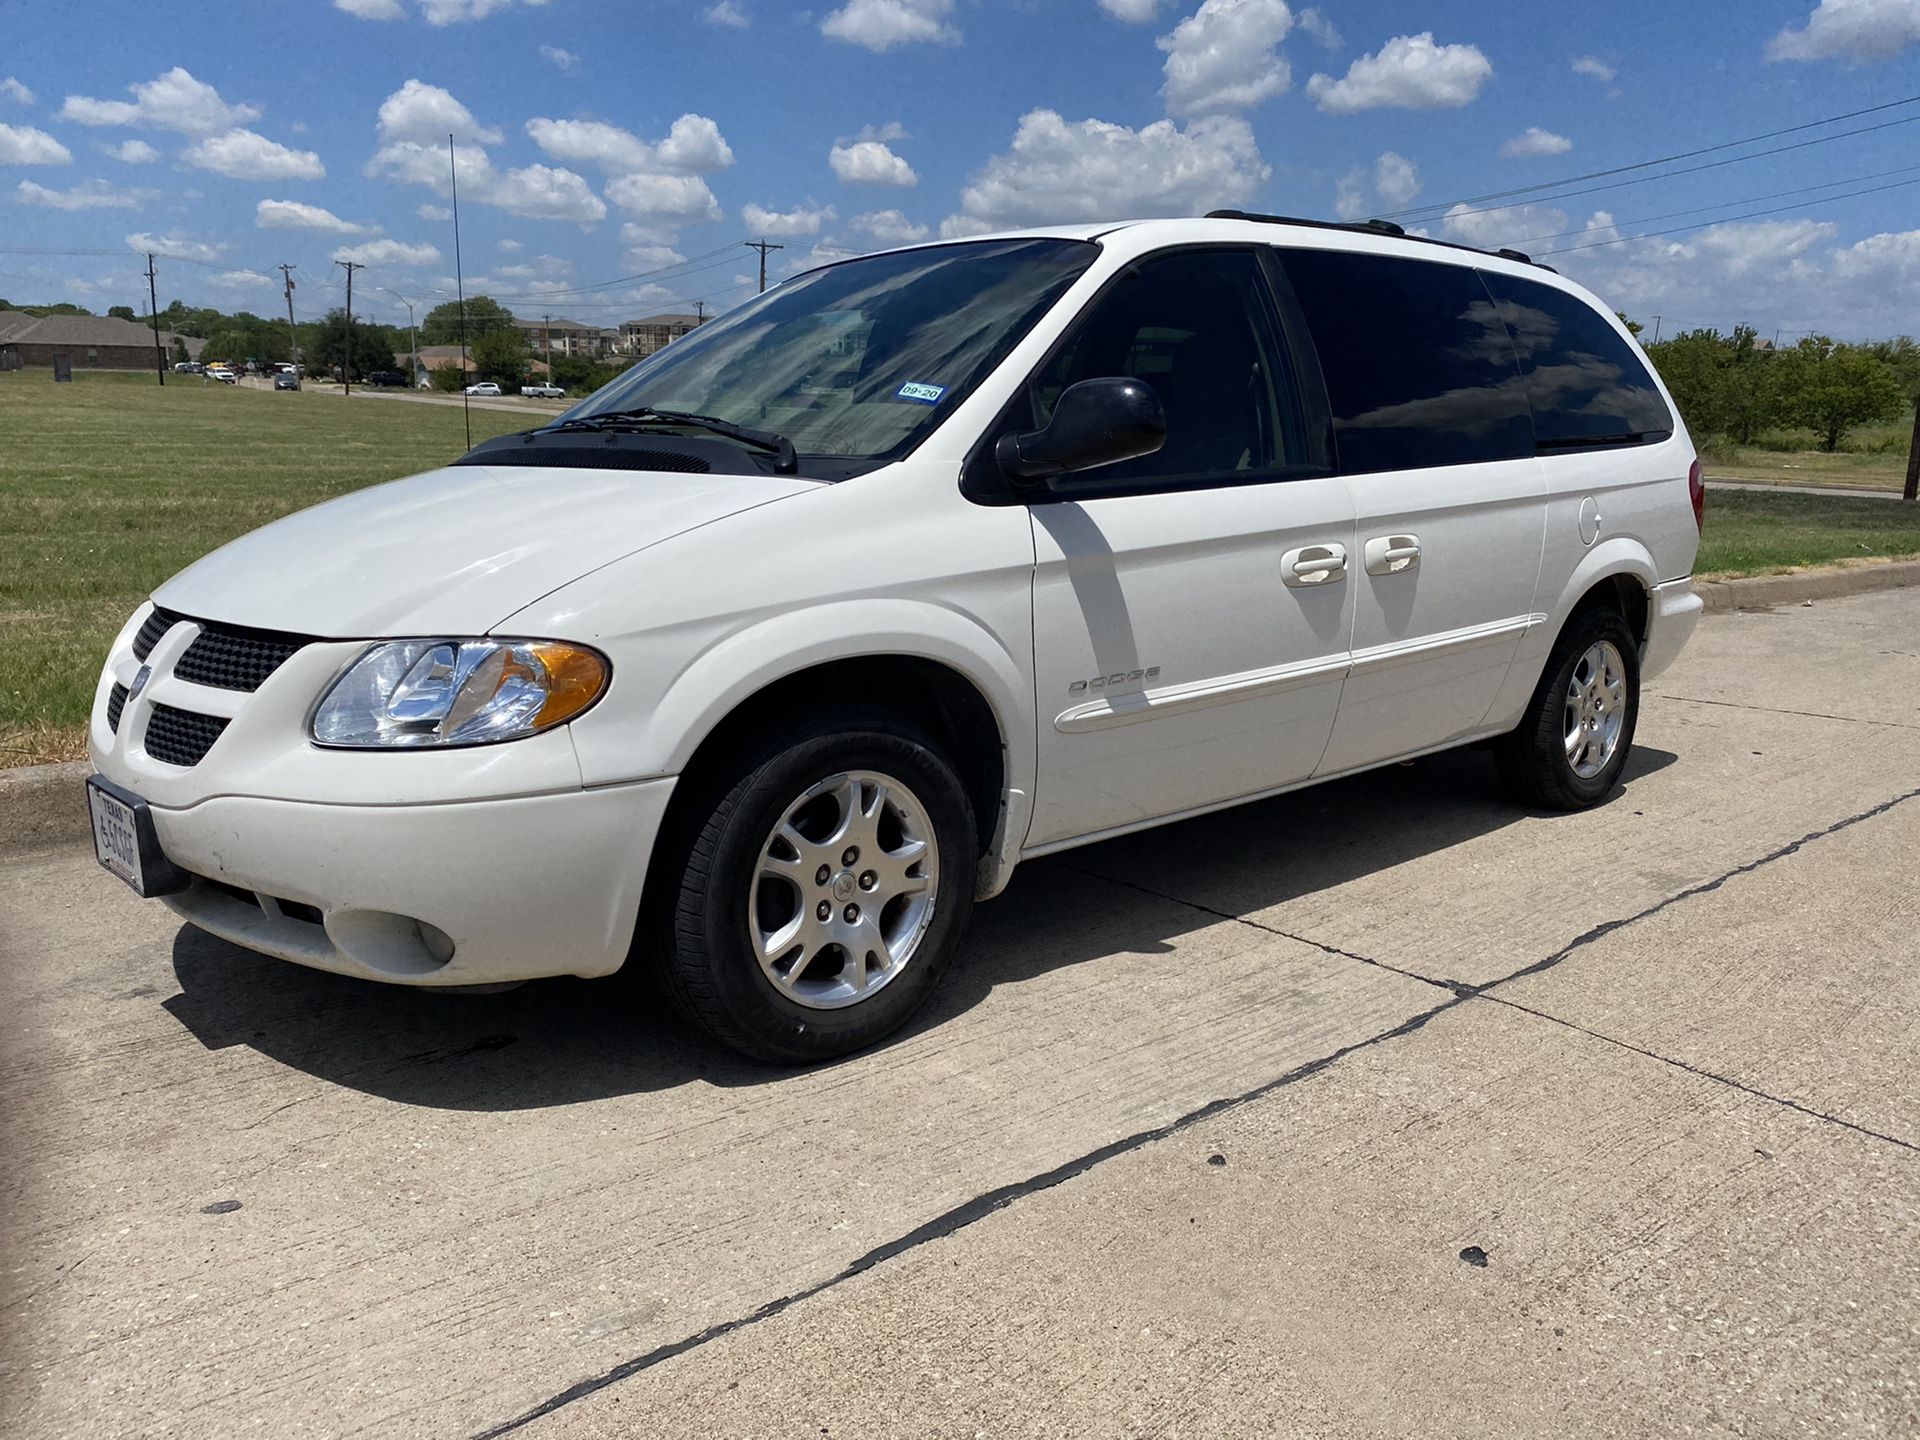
[
  {"x1": 170, "y1": 336, "x2": 189, "y2": 365},
  {"x1": 1616, "y1": 312, "x2": 1643, "y2": 337},
  {"x1": 471, "y1": 325, "x2": 529, "y2": 384},
  {"x1": 421, "y1": 295, "x2": 515, "y2": 344},
  {"x1": 108, "y1": 304, "x2": 136, "y2": 322},
  {"x1": 430, "y1": 360, "x2": 467, "y2": 392},
  {"x1": 305, "y1": 308, "x2": 398, "y2": 380},
  {"x1": 1775, "y1": 338, "x2": 1904, "y2": 452}
]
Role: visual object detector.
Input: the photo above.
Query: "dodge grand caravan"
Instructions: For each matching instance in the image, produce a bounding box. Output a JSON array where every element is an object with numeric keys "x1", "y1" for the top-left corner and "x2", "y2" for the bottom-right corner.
[{"x1": 87, "y1": 213, "x2": 1704, "y2": 1061}]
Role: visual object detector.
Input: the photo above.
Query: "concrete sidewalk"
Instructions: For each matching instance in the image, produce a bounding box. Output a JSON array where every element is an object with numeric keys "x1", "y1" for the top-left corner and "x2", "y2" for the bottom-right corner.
[{"x1": 4, "y1": 591, "x2": 1917, "y2": 1439}]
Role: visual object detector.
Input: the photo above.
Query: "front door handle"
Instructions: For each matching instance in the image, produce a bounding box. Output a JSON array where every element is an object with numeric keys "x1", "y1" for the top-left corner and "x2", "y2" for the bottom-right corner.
[
  {"x1": 1363, "y1": 534, "x2": 1421, "y2": 576},
  {"x1": 1282, "y1": 542, "x2": 1348, "y2": 587}
]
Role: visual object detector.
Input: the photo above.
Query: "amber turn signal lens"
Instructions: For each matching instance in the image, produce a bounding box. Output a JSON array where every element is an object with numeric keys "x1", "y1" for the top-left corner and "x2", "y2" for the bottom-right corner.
[{"x1": 527, "y1": 642, "x2": 610, "y2": 728}]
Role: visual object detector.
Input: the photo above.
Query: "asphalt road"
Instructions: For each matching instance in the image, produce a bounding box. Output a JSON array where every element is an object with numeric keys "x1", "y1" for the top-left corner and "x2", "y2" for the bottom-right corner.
[{"x1": 3, "y1": 589, "x2": 1917, "y2": 1439}]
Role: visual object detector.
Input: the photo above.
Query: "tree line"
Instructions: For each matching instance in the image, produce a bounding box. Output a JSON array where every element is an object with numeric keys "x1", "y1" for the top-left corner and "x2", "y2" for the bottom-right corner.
[{"x1": 1633, "y1": 323, "x2": 1917, "y2": 454}]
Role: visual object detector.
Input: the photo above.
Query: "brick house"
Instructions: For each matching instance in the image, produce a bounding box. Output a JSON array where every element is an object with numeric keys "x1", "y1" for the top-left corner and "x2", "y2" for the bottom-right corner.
[{"x1": 0, "y1": 310, "x2": 205, "y2": 371}]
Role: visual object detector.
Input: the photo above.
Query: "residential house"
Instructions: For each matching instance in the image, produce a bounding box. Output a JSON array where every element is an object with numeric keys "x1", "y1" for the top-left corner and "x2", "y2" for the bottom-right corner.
[{"x1": 0, "y1": 310, "x2": 205, "y2": 372}]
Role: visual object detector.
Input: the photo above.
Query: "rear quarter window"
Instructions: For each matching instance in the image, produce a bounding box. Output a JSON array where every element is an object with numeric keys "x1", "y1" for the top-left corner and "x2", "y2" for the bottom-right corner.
[
  {"x1": 1276, "y1": 248, "x2": 1533, "y2": 475},
  {"x1": 1477, "y1": 271, "x2": 1673, "y2": 448}
]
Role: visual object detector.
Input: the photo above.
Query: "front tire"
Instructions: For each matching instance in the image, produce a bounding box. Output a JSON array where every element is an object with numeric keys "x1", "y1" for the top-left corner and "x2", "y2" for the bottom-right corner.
[
  {"x1": 655, "y1": 712, "x2": 978, "y2": 1064},
  {"x1": 1494, "y1": 607, "x2": 1640, "y2": 810}
]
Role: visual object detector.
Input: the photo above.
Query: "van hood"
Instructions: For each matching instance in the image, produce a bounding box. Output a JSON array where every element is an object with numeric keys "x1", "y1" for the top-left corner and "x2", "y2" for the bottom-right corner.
[{"x1": 153, "y1": 464, "x2": 817, "y2": 637}]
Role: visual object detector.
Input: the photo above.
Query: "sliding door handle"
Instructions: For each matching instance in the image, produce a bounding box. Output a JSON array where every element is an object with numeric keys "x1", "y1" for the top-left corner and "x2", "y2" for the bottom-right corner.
[
  {"x1": 1282, "y1": 543, "x2": 1348, "y2": 587},
  {"x1": 1363, "y1": 534, "x2": 1421, "y2": 576}
]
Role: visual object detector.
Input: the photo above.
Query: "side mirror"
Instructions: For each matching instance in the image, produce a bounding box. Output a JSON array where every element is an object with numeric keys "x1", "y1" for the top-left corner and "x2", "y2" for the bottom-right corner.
[{"x1": 996, "y1": 376, "x2": 1166, "y2": 490}]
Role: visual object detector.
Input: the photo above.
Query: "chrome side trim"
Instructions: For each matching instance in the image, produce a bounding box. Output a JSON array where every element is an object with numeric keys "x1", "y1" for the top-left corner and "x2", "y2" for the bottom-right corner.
[
  {"x1": 1054, "y1": 654, "x2": 1349, "y2": 734},
  {"x1": 1346, "y1": 613, "x2": 1545, "y2": 676}
]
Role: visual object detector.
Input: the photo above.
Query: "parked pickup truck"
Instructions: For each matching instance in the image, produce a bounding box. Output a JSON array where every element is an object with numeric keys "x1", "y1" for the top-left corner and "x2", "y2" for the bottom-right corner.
[{"x1": 520, "y1": 383, "x2": 567, "y2": 399}]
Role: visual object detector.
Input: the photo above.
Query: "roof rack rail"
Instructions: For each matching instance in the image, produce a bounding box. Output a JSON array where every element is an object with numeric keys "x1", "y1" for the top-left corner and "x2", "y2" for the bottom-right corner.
[{"x1": 1203, "y1": 208, "x2": 1554, "y2": 270}]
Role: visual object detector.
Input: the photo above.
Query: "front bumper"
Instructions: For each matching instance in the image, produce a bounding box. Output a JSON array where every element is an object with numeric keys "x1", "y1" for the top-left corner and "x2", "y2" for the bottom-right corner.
[
  {"x1": 1643, "y1": 576, "x2": 1704, "y2": 682},
  {"x1": 146, "y1": 780, "x2": 674, "y2": 986}
]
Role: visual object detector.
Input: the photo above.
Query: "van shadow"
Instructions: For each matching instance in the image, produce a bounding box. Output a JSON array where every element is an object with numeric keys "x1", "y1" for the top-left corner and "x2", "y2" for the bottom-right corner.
[{"x1": 163, "y1": 745, "x2": 1677, "y2": 1111}]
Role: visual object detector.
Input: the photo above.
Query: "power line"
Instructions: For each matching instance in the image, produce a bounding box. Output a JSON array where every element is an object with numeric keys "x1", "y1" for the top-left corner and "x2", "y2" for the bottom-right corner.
[
  {"x1": 1383, "y1": 91, "x2": 1920, "y2": 221},
  {"x1": 1514, "y1": 162, "x2": 1920, "y2": 244},
  {"x1": 1537, "y1": 173, "x2": 1920, "y2": 257}
]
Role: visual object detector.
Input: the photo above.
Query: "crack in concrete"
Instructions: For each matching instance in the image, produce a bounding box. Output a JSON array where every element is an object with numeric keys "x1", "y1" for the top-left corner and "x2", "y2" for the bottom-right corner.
[
  {"x1": 1657, "y1": 692, "x2": 1920, "y2": 730},
  {"x1": 467, "y1": 781, "x2": 1920, "y2": 1437}
]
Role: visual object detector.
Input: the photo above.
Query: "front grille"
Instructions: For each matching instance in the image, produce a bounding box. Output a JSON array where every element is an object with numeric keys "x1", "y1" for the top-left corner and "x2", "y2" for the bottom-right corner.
[
  {"x1": 144, "y1": 704, "x2": 230, "y2": 767},
  {"x1": 106, "y1": 682, "x2": 129, "y2": 732},
  {"x1": 132, "y1": 607, "x2": 181, "y2": 661},
  {"x1": 175, "y1": 622, "x2": 310, "y2": 692}
]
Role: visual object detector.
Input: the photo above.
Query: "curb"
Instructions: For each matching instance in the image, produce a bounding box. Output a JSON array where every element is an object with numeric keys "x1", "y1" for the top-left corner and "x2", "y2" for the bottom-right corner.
[
  {"x1": 1, "y1": 760, "x2": 94, "y2": 859},
  {"x1": 3, "y1": 560, "x2": 1916, "y2": 859},
  {"x1": 1695, "y1": 557, "x2": 1920, "y2": 613}
]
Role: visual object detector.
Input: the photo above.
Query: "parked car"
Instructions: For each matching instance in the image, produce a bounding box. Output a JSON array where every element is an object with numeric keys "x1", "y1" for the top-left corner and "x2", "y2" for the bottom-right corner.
[
  {"x1": 206, "y1": 367, "x2": 237, "y2": 384},
  {"x1": 85, "y1": 215, "x2": 1703, "y2": 1062},
  {"x1": 273, "y1": 373, "x2": 300, "y2": 391},
  {"x1": 521, "y1": 383, "x2": 567, "y2": 399},
  {"x1": 367, "y1": 370, "x2": 407, "y2": 388},
  {"x1": 464, "y1": 381, "x2": 502, "y2": 397}
]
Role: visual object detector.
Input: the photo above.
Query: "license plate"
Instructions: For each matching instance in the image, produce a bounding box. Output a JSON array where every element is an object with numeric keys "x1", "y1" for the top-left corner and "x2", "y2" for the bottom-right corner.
[{"x1": 89, "y1": 781, "x2": 145, "y2": 892}]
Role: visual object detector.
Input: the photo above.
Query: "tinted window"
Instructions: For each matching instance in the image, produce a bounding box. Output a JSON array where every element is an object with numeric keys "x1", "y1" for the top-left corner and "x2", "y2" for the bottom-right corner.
[
  {"x1": 1479, "y1": 272, "x2": 1673, "y2": 447},
  {"x1": 1025, "y1": 248, "x2": 1301, "y2": 484},
  {"x1": 1278, "y1": 249, "x2": 1532, "y2": 475},
  {"x1": 568, "y1": 238, "x2": 1097, "y2": 464}
]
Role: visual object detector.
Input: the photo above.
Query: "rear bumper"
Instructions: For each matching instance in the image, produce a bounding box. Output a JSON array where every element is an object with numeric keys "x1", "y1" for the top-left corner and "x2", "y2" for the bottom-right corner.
[
  {"x1": 1643, "y1": 577, "x2": 1703, "y2": 682},
  {"x1": 145, "y1": 780, "x2": 675, "y2": 986}
]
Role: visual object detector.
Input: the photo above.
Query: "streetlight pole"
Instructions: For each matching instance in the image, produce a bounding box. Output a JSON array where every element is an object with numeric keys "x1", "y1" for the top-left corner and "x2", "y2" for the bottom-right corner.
[{"x1": 379, "y1": 286, "x2": 420, "y2": 388}]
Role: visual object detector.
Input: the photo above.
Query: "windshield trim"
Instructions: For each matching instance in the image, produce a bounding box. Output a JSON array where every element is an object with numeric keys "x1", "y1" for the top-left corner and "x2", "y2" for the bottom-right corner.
[{"x1": 554, "y1": 237, "x2": 1102, "y2": 479}]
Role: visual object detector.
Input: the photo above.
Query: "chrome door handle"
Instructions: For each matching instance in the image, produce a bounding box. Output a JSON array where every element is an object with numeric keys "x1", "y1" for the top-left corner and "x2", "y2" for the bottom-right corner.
[
  {"x1": 1363, "y1": 534, "x2": 1421, "y2": 576},
  {"x1": 1282, "y1": 542, "x2": 1348, "y2": 587}
]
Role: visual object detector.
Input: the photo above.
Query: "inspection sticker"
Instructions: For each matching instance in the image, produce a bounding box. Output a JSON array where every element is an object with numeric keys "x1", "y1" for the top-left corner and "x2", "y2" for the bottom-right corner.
[{"x1": 896, "y1": 381, "x2": 946, "y2": 404}]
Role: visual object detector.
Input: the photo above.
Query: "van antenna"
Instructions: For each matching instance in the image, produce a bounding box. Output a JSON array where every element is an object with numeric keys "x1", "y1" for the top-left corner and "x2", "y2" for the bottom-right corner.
[{"x1": 450, "y1": 132, "x2": 472, "y2": 453}]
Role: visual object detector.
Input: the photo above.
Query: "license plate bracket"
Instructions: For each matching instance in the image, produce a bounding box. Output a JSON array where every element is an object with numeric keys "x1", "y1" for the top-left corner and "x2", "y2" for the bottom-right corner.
[{"x1": 87, "y1": 775, "x2": 190, "y2": 898}]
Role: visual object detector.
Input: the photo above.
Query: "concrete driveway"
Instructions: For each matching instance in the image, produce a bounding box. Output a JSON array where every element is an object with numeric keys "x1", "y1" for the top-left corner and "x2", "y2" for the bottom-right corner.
[{"x1": 3, "y1": 589, "x2": 1916, "y2": 1439}]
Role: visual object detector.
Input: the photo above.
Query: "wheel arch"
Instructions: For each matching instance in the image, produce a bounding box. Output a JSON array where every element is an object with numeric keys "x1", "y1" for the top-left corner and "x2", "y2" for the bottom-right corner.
[{"x1": 1552, "y1": 540, "x2": 1656, "y2": 649}]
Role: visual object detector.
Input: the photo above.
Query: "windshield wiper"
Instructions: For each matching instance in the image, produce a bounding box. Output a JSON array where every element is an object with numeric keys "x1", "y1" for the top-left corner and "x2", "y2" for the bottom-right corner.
[{"x1": 541, "y1": 407, "x2": 798, "y2": 474}]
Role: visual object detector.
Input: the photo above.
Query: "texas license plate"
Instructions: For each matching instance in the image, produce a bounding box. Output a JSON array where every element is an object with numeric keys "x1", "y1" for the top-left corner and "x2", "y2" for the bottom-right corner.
[{"x1": 89, "y1": 778, "x2": 145, "y2": 893}]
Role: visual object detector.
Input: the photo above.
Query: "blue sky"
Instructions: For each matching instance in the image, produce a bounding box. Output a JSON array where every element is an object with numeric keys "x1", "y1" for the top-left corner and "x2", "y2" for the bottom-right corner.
[{"x1": 3, "y1": 0, "x2": 1919, "y2": 338}]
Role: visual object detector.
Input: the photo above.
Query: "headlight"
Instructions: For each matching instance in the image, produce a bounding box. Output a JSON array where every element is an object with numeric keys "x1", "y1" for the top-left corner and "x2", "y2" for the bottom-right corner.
[{"x1": 311, "y1": 638, "x2": 609, "y2": 748}]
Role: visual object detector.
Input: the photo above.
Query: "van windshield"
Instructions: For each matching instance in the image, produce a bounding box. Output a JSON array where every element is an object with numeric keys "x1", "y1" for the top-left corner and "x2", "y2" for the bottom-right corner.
[{"x1": 559, "y1": 238, "x2": 1098, "y2": 470}]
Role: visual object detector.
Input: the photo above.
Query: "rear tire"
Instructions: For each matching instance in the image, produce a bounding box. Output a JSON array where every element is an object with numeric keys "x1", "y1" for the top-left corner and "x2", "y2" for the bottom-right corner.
[
  {"x1": 1494, "y1": 607, "x2": 1640, "y2": 810},
  {"x1": 653, "y1": 710, "x2": 977, "y2": 1064}
]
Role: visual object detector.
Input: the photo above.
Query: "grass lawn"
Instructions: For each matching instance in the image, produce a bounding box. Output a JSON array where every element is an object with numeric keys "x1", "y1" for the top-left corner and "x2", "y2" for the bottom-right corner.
[
  {"x1": 0, "y1": 372, "x2": 529, "y2": 763},
  {"x1": 1702, "y1": 420, "x2": 1914, "y2": 490},
  {"x1": 1695, "y1": 487, "x2": 1920, "y2": 577},
  {"x1": 4, "y1": 373, "x2": 1917, "y2": 765}
]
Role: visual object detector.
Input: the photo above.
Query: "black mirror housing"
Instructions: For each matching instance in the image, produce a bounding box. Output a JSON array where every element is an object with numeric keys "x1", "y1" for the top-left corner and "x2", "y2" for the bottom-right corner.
[{"x1": 996, "y1": 376, "x2": 1167, "y2": 490}]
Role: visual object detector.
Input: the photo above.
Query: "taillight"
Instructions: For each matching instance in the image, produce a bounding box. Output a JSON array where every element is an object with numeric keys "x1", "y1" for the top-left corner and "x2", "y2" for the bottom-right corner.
[{"x1": 1688, "y1": 458, "x2": 1705, "y2": 533}]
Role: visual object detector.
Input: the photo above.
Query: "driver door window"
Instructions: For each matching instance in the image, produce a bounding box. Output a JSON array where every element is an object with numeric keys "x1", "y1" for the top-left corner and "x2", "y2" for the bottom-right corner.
[{"x1": 1025, "y1": 249, "x2": 1302, "y2": 489}]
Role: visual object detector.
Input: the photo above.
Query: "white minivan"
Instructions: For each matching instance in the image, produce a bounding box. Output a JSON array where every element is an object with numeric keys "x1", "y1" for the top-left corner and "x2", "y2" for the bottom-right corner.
[{"x1": 88, "y1": 214, "x2": 1704, "y2": 1061}]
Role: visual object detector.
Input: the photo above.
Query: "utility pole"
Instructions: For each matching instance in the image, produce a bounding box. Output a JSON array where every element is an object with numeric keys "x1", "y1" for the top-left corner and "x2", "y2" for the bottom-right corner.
[
  {"x1": 693, "y1": 299, "x2": 707, "y2": 325},
  {"x1": 144, "y1": 253, "x2": 165, "y2": 386},
  {"x1": 1904, "y1": 396, "x2": 1918, "y2": 504},
  {"x1": 278, "y1": 263, "x2": 301, "y2": 374},
  {"x1": 336, "y1": 259, "x2": 366, "y2": 395},
  {"x1": 743, "y1": 237, "x2": 784, "y2": 295},
  {"x1": 1650, "y1": 315, "x2": 1662, "y2": 344},
  {"x1": 379, "y1": 287, "x2": 418, "y2": 387},
  {"x1": 544, "y1": 312, "x2": 551, "y2": 370}
]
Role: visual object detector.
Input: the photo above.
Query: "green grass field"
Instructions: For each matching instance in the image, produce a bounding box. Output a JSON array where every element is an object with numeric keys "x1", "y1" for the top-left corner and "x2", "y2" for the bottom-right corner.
[
  {"x1": 1700, "y1": 420, "x2": 1913, "y2": 490},
  {"x1": 0, "y1": 372, "x2": 529, "y2": 762},
  {"x1": 3, "y1": 371, "x2": 1916, "y2": 764}
]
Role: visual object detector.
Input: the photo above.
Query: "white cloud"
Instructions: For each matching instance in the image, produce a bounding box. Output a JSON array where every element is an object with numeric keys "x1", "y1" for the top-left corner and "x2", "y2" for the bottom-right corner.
[
  {"x1": 16, "y1": 179, "x2": 146, "y2": 210},
  {"x1": 1831, "y1": 227, "x2": 1920, "y2": 282},
  {"x1": 539, "y1": 44, "x2": 580, "y2": 71},
  {"x1": 606, "y1": 171, "x2": 724, "y2": 225},
  {"x1": 1571, "y1": 55, "x2": 1616, "y2": 81},
  {"x1": 107, "y1": 139, "x2": 160, "y2": 163},
  {"x1": 335, "y1": 0, "x2": 405, "y2": 18},
  {"x1": 489, "y1": 164, "x2": 606, "y2": 223},
  {"x1": 376, "y1": 79, "x2": 502, "y2": 145},
  {"x1": 256, "y1": 198, "x2": 376, "y2": 233},
  {"x1": 829, "y1": 138, "x2": 917, "y2": 185},
  {"x1": 1307, "y1": 32, "x2": 1493, "y2": 113},
  {"x1": 944, "y1": 108, "x2": 1269, "y2": 233},
  {"x1": 418, "y1": 0, "x2": 516, "y2": 23},
  {"x1": 742, "y1": 201, "x2": 836, "y2": 236},
  {"x1": 125, "y1": 231, "x2": 225, "y2": 262},
  {"x1": 1, "y1": 77, "x2": 33, "y2": 105},
  {"x1": 1098, "y1": 0, "x2": 1163, "y2": 19},
  {"x1": 332, "y1": 238, "x2": 442, "y2": 266},
  {"x1": 498, "y1": 238, "x2": 523, "y2": 251},
  {"x1": 211, "y1": 268, "x2": 275, "y2": 289},
  {"x1": 1334, "y1": 150, "x2": 1417, "y2": 219},
  {"x1": 705, "y1": 0, "x2": 749, "y2": 25},
  {"x1": 851, "y1": 208, "x2": 929, "y2": 245},
  {"x1": 61, "y1": 67, "x2": 258, "y2": 134},
  {"x1": 620, "y1": 233, "x2": 686, "y2": 269},
  {"x1": 1501, "y1": 126, "x2": 1572, "y2": 158},
  {"x1": 0, "y1": 123, "x2": 71, "y2": 165},
  {"x1": 821, "y1": 0, "x2": 959, "y2": 50},
  {"x1": 1768, "y1": 0, "x2": 1920, "y2": 61},
  {"x1": 1159, "y1": 0, "x2": 1296, "y2": 116},
  {"x1": 524, "y1": 113, "x2": 732, "y2": 175},
  {"x1": 1296, "y1": 7, "x2": 1340, "y2": 47},
  {"x1": 184, "y1": 129, "x2": 325, "y2": 181},
  {"x1": 656, "y1": 113, "x2": 734, "y2": 171},
  {"x1": 418, "y1": 202, "x2": 452, "y2": 221}
]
